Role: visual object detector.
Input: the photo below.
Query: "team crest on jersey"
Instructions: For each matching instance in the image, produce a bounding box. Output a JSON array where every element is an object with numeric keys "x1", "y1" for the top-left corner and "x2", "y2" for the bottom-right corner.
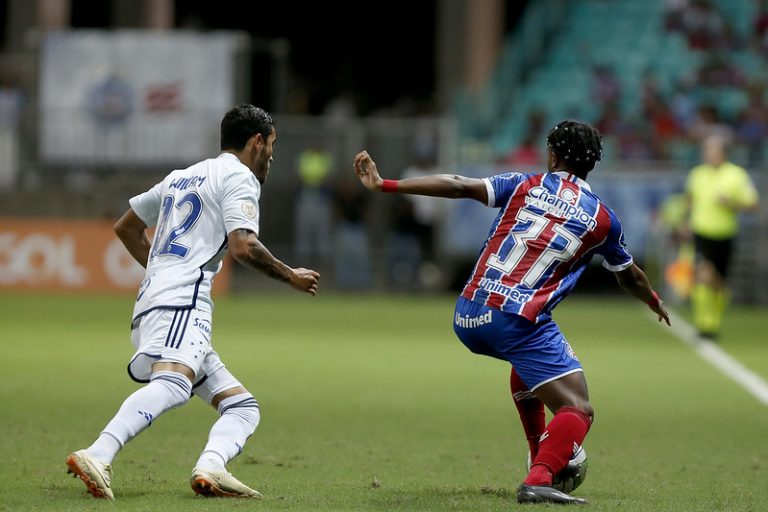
[
  {"x1": 241, "y1": 201, "x2": 257, "y2": 219},
  {"x1": 559, "y1": 188, "x2": 578, "y2": 205},
  {"x1": 563, "y1": 339, "x2": 579, "y2": 361}
]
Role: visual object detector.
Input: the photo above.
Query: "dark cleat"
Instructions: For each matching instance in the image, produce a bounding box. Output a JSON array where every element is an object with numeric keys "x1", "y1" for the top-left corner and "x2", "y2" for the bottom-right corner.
[{"x1": 517, "y1": 484, "x2": 587, "y2": 505}]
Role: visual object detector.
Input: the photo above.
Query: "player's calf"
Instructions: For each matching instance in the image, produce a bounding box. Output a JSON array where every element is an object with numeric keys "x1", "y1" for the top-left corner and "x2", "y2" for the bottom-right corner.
[{"x1": 196, "y1": 392, "x2": 260, "y2": 471}]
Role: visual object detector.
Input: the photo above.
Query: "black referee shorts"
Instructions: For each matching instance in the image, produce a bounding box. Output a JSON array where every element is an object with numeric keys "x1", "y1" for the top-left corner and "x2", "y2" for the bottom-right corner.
[{"x1": 693, "y1": 234, "x2": 733, "y2": 278}]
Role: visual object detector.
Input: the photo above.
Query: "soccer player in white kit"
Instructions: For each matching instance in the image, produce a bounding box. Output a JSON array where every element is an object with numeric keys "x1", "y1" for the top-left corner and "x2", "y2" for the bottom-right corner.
[{"x1": 66, "y1": 105, "x2": 320, "y2": 500}]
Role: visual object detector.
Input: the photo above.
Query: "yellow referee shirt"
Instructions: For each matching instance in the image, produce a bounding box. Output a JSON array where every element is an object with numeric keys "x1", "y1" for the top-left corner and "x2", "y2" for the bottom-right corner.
[{"x1": 685, "y1": 161, "x2": 759, "y2": 239}]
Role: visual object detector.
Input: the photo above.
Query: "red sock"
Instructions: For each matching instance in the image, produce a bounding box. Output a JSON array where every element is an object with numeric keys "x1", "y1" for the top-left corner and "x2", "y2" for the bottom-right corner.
[
  {"x1": 524, "y1": 406, "x2": 591, "y2": 486},
  {"x1": 509, "y1": 368, "x2": 545, "y2": 460}
]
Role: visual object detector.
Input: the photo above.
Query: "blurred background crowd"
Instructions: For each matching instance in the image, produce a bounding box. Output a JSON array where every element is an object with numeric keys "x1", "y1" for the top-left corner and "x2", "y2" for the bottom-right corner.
[{"x1": 0, "y1": 0, "x2": 765, "y2": 305}]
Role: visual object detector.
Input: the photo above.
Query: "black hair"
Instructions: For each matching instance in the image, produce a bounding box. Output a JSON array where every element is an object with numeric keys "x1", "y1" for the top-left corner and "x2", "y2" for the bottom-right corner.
[
  {"x1": 220, "y1": 104, "x2": 275, "y2": 151},
  {"x1": 545, "y1": 120, "x2": 603, "y2": 176}
]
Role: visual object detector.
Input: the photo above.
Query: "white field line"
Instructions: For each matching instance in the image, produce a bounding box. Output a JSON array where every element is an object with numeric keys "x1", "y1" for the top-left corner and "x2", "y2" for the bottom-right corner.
[{"x1": 660, "y1": 309, "x2": 768, "y2": 406}]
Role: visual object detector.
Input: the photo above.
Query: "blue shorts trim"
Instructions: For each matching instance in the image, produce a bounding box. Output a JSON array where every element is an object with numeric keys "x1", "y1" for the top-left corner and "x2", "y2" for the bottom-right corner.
[{"x1": 453, "y1": 296, "x2": 582, "y2": 390}]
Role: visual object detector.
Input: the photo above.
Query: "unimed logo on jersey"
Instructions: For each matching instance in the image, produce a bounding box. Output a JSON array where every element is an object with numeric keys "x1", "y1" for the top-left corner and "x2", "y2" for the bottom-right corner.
[{"x1": 0, "y1": 218, "x2": 231, "y2": 293}]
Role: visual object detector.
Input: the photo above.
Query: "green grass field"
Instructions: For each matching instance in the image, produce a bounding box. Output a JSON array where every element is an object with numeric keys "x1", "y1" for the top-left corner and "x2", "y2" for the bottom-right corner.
[{"x1": 1, "y1": 293, "x2": 767, "y2": 511}]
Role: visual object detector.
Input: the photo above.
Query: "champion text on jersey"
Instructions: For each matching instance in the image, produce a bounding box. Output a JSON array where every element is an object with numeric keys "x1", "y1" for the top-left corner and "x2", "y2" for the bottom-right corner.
[
  {"x1": 454, "y1": 309, "x2": 493, "y2": 328},
  {"x1": 525, "y1": 186, "x2": 597, "y2": 230}
]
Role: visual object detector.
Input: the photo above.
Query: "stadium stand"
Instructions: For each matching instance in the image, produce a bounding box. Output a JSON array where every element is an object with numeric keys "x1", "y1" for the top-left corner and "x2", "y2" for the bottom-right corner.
[{"x1": 458, "y1": 0, "x2": 768, "y2": 170}]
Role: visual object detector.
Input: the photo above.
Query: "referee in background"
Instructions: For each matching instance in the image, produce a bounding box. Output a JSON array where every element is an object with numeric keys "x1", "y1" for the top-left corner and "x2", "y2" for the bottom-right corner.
[{"x1": 684, "y1": 134, "x2": 759, "y2": 340}]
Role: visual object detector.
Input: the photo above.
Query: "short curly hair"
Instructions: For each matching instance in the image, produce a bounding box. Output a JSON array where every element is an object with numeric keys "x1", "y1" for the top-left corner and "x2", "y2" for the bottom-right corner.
[
  {"x1": 220, "y1": 104, "x2": 275, "y2": 151},
  {"x1": 546, "y1": 120, "x2": 603, "y2": 175}
]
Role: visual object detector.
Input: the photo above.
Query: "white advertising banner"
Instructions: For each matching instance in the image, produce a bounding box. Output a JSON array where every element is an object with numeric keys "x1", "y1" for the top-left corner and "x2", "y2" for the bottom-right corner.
[{"x1": 40, "y1": 30, "x2": 241, "y2": 164}]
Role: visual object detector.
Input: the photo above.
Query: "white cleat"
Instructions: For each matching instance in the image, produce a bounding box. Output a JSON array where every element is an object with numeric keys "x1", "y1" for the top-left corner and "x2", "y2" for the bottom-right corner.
[
  {"x1": 190, "y1": 467, "x2": 262, "y2": 498},
  {"x1": 66, "y1": 449, "x2": 114, "y2": 500}
]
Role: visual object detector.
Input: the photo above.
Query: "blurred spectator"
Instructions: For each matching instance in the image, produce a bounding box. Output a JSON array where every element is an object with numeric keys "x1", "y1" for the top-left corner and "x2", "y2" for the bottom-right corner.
[
  {"x1": 670, "y1": 76, "x2": 700, "y2": 132},
  {"x1": 697, "y1": 52, "x2": 744, "y2": 87},
  {"x1": 640, "y1": 71, "x2": 665, "y2": 119},
  {"x1": 664, "y1": 0, "x2": 690, "y2": 32},
  {"x1": 525, "y1": 109, "x2": 546, "y2": 139},
  {"x1": 331, "y1": 175, "x2": 372, "y2": 289},
  {"x1": 756, "y1": 0, "x2": 768, "y2": 36},
  {"x1": 595, "y1": 101, "x2": 625, "y2": 136},
  {"x1": 592, "y1": 65, "x2": 621, "y2": 104},
  {"x1": 294, "y1": 145, "x2": 334, "y2": 269},
  {"x1": 616, "y1": 119, "x2": 654, "y2": 161},
  {"x1": 688, "y1": 104, "x2": 733, "y2": 142},
  {"x1": 648, "y1": 99, "x2": 681, "y2": 159},
  {"x1": 399, "y1": 153, "x2": 441, "y2": 267},
  {"x1": 501, "y1": 129, "x2": 542, "y2": 169},
  {"x1": 323, "y1": 92, "x2": 358, "y2": 129},
  {"x1": 735, "y1": 85, "x2": 768, "y2": 167},
  {"x1": 669, "y1": 0, "x2": 730, "y2": 50},
  {"x1": 387, "y1": 196, "x2": 422, "y2": 291},
  {"x1": 754, "y1": 0, "x2": 768, "y2": 55}
]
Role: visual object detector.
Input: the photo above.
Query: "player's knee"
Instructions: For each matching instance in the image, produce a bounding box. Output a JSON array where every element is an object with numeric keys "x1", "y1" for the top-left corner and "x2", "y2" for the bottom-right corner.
[
  {"x1": 697, "y1": 261, "x2": 718, "y2": 284},
  {"x1": 572, "y1": 401, "x2": 594, "y2": 422},
  {"x1": 218, "y1": 392, "x2": 260, "y2": 435},
  {"x1": 557, "y1": 402, "x2": 594, "y2": 424},
  {"x1": 150, "y1": 371, "x2": 193, "y2": 409}
]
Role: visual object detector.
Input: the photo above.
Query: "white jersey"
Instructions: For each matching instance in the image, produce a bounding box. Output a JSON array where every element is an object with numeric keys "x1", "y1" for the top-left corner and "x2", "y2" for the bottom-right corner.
[{"x1": 129, "y1": 153, "x2": 260, "y2": 322}]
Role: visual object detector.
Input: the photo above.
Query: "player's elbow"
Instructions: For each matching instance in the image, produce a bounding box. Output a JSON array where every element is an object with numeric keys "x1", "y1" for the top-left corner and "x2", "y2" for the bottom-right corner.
[
  {"x1": 615, "y1": 265, "x2": 644, "y2": 291},
  {"x1": 113, "y1": 218, "x2": 132, "y2": 241},
  {"x1": 114, "y1": 209, "x2": 147, "y2": 240},
  {"x1": 228, "y1": 243, "x2": 251, "y2": 266},
  {"x1": 448, "y1": 175, "x2": 477, "y2": 199},
  {"x1": 226, "y1": 229, "x2": 260, "y2": 267}
]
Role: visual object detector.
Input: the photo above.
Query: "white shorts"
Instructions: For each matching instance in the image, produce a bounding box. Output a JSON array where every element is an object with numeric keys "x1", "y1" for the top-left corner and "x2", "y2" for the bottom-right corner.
[{"x1": 128, "y1": 307, "x2": 243, "y2": 405}]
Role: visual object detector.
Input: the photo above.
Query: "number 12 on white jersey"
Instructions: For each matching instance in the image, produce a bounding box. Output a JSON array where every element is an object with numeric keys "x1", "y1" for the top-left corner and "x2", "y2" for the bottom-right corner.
[{"x1": 151, "y1": 192, "x2": 203, "y2": 260}]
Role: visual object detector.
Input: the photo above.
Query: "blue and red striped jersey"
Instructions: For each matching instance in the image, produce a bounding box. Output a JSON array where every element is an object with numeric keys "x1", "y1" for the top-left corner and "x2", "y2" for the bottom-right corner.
[{"x1": 461, "y1": 171, "x2": 633, "y2": 323}]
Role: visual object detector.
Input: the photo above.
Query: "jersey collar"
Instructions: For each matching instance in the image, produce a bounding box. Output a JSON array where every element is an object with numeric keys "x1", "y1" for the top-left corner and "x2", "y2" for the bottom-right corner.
[
  {"x1": 218, "y1": 152, "x2": 251, "y2": 173},
  {"x1": 553, "y1": 171, "x2": 591, "y2": 191},
  {"x1": 218, "y1": 152, "x2": 241, "y2": 163}
]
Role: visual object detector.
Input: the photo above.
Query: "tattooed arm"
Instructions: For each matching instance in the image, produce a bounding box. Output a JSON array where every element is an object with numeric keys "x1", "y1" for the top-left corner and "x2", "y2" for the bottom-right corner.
[{"x1": 227, "y1": 228, "x2": 319, "y2": 295}]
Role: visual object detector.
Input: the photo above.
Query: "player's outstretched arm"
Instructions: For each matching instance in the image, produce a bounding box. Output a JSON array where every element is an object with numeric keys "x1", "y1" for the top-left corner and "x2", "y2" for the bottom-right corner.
[
  {"x1": 114, "y1": 208, "x2": 151, "y2": 268},
  {"x1": 228, "y1": 228, "x2": 320, "y2": 295},
  {"x1": 615, "y1": 263, "x2": 670, "y2": 325},
  {"x1": 353, "y1": 150, "x2": 488, "y2": 203}
]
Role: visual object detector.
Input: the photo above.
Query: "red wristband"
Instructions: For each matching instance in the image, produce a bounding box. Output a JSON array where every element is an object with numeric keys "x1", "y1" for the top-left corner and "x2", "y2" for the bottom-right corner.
[
  {"x1": 647, "y1": 291, "x2": 661, "y2": 308},
  {"x1": 381, "y1": 179, "x2": 399, "y2": 193}
]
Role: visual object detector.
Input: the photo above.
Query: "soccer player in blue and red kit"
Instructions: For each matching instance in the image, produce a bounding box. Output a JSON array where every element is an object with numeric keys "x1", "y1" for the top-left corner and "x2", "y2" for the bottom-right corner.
[{"x1": 353, "y1": 120, "x2": 670, "y2": 505}]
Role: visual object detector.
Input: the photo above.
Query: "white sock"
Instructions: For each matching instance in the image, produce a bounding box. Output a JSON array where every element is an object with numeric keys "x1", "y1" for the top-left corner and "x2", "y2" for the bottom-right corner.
[
  {"x1": 87, "y1": 371, "x2": 192, "y2": 464},
  {"x1": 196, "y1": 393, "x2": 260, "y2": 471}
]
